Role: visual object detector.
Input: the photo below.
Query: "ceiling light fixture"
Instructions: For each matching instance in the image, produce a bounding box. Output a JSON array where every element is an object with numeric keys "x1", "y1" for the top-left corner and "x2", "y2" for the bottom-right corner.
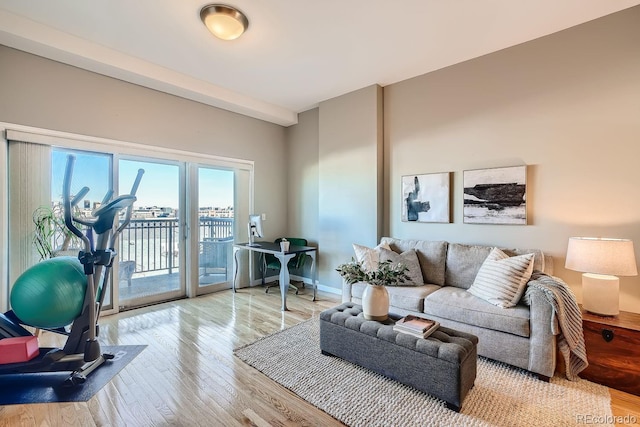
[{"x1": 200, "y1": 4, "x2": 249, "y2": 41}]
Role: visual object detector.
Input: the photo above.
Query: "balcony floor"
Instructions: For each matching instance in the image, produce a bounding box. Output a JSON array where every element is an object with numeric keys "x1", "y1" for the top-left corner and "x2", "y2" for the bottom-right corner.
[{"x1": 118, "y1": 272, "x2": 229, "y2": 301}]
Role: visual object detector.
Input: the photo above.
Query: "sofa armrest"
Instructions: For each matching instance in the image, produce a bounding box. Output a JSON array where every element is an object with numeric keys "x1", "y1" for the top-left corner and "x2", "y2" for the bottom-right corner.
[{"x1": 523, "y1": 284, "x2": 558, "y2": 378}]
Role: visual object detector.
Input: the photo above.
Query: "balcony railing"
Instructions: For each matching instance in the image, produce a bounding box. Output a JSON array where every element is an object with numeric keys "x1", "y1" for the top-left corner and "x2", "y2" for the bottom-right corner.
[
  {"x1": 53, "y1": 216, "x2": 234, "y2": 277},
  {"x1": 117, "y1": 217, "x2": 233, "y2": 275}
]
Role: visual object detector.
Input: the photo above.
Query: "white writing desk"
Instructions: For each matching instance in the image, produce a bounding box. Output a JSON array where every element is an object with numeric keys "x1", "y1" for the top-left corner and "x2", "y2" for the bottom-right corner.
[{"x1": 233, "y1": 242, "x2": 317, "y2": 311}]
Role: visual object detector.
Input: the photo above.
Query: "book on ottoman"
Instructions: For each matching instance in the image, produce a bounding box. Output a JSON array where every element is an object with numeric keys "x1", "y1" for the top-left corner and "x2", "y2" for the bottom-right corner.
[
  {"x1": 0, "y1": 336, "x2": 39, "y2": 364},
  {"x1": 394, "y1": 315, "x2": 440, "y2": 339}
]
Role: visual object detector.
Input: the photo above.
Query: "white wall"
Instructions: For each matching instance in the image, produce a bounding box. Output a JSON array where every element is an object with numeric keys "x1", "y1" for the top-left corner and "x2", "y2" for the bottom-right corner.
[{"x1": 384, "y1": 6, "x2": 640, "y2": 312}]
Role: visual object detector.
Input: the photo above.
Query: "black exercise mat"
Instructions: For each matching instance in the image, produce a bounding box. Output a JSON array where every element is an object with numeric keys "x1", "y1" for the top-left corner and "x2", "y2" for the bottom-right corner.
[{"x1": 0, "y1": 345, "x2": 146, "y2": 405}]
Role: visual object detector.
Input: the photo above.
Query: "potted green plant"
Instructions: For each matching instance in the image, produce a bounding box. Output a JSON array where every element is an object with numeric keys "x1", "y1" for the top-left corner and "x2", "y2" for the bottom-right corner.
[
  {"x1": 336, "y1": 259, "x2": 409, "y2": 321},
  {"x1": 32, "y1": 206, "x2": 80, "y2": 260}
]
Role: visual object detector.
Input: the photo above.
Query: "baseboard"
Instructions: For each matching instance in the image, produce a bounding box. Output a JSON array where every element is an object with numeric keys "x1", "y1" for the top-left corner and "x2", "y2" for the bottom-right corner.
[
  {"x1": 252, "y1": 274, "x2": 341, "y2": 296},
  {"x1": 312, "y1": 282, "x2": 341, "y2": 295}
]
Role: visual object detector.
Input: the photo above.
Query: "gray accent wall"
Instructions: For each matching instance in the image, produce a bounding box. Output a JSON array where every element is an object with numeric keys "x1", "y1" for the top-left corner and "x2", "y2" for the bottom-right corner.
[
  {"x1": 0, "y1": 45, "x2": 288, "y2": 241},
  {"x1": 288, "y1": 6, "x2": 640, "y2": 312},
  {"x1": 384, "y1": 7, "x2": 640, "y2": 312},
  {"x1": 0, "y1": 45, "x2": 289, "y2": 310},
  {"x1": 286, "y1": 108, "x2": 319, "y2": 245},
  {"x1": 317, "y1": 85, "x2": 383, "y2": 288}
]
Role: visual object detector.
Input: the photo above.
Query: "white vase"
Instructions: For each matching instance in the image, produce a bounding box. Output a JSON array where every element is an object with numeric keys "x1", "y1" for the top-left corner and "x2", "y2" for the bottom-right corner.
[{"x1": 362, "y1": 284, "x2": 389, "y2": 321}]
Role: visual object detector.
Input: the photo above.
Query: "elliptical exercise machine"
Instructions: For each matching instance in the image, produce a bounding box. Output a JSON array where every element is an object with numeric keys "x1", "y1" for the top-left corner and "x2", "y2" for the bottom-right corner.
[{"x1": 0, "y1": 154, "x2": 143, "y2": 386}]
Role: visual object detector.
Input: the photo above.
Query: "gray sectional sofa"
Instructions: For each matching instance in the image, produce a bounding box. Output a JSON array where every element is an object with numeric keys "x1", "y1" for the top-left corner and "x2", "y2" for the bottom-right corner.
[{"x1": 342, "y1": 237, "x2": 558, "y2": 379}]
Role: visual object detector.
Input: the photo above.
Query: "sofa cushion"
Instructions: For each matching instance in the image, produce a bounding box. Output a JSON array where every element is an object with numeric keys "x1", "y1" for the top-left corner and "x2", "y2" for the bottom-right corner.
[
  {"x1": 424, "y1": 287, "x2": 531, "y2": 338},
  {"x1": 378, "y1": 248, "x2": 423, "y2": 285},
  {"x1": 468, "y1": 248, "x2": 535, "y2": 308},
  {"x1": 351, "y1": 282, "x2": 441, "y2": 313},
  {"x1": 353, "y1": 242, "x2": 391, "y2": 272},
  {"x1": 445, "y1": 243, "x2": 492, "y2": 289},
  {"x1": 380, "y1": 237, "x2": 447, "y2": 286}
]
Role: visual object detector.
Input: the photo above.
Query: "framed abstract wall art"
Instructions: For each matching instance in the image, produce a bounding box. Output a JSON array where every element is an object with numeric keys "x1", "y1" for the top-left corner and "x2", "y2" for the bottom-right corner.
[
  {"x1": 463, "y1": 165, "x2": 527, "y2": 225},
  {"x1": 401, "y1": 172, "x2": 451, "y2": 223}
]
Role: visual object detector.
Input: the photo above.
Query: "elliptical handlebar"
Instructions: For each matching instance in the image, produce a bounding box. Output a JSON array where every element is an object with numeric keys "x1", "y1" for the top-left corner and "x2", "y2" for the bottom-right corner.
[
  {"x1": 61, "y1": 154, "x2": 144, "y2": 363},
  {"x1": 130, "y1": 169, "x2": 144, "y2": 195},
  {"x1": 63, "y1": 156, "x2": 144, "y2": 239},
  {"x1": 71, "y1": 187, "x2": 90, "y2": 207},
  {"x1": 116, "y1": 168, "x2": 144, "y2": 235},
  {"x1": 63, "y1": 156, "x2": 92, "y2": 252}
]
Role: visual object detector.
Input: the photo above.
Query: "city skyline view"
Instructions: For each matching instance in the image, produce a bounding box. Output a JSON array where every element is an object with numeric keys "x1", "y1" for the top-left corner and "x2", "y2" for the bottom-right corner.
[{"x1": 51, "y1": 150, "x2": 234, "y2": 210}]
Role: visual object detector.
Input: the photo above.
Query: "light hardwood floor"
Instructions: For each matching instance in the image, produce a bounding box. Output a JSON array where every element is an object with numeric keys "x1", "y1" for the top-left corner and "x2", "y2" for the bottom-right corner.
[{"x1": 1, "y1": 287, "x2": 639, "y2": 426}]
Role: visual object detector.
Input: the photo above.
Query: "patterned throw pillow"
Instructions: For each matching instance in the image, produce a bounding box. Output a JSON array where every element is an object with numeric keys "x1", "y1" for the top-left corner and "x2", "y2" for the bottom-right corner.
[
  {"x1": 468, "y1": 248, "x2": 534, "y2": 308},
  {"x1": 378, "y1": 248, "x2": 424, "y2": 286},
  {"x1": 352, "y1": 242, "x2": 391, "y2": 272}
]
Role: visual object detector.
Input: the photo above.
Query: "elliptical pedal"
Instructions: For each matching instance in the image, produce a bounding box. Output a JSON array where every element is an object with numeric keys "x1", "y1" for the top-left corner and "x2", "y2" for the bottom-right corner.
[{"x1": 62, "y1": 372, "x2": 87, "y2": 388}]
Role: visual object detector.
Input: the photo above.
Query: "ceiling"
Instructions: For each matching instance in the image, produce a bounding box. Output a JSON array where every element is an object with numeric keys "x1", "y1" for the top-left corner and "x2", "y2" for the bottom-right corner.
[{"x1": 1, "y1": 1, "x2": 639, "y2": 126}]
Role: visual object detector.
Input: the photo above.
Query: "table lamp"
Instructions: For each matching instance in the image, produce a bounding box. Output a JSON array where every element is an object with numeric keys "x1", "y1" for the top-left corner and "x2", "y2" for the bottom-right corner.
[{"x1": 565, "y1": 237, "x2": 637, "y2": 316}]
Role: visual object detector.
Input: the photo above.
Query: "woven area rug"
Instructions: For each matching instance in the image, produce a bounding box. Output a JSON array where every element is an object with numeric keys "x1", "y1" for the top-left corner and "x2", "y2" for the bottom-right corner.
[{"x1": 235, "y1": 320, "x2": 613, "y2": 427}]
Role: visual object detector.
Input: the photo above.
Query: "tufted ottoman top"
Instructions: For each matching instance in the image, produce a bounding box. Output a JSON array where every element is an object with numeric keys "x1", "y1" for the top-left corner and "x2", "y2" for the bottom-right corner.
[{"x1": 320, "y1": 302, "x2": 478, "y2": 364}]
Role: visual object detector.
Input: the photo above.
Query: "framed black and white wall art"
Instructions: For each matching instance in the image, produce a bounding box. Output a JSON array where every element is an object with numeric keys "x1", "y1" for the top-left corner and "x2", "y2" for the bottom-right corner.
[
  {"x1": 463, "y1": 165, "x2": 527, "y2": 225},
  {"x1": 401, "y1": 172, "x2": 451, "y2": 223}
]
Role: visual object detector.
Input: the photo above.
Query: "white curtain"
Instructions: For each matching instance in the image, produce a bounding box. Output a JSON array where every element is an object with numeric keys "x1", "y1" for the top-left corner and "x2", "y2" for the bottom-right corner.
[
  {"x1": 8, "y1": 141, "x2": 51, "y2": 291},
  {"x1": 233, "y1": 168, "x2": 253, "y2": 287}
]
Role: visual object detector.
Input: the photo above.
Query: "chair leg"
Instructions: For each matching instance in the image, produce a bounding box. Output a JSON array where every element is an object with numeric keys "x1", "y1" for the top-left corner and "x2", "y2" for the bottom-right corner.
[
  {"x1": 265, "y1": 281, "x2": 277, "y2": 293},
  {"x1": 289, "y1": 282, "x2": 299, "y2": 295}
]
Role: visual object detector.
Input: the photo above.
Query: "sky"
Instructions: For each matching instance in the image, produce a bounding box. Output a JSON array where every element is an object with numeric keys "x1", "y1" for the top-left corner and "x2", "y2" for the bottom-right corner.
[{"x1": 52, "y1": 150, "x2": 234, "y2": 209}]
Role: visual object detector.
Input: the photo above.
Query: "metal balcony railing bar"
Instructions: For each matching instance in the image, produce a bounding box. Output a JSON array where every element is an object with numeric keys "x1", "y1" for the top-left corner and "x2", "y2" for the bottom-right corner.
[{"x1": 53, "y1": 217, "x2": 233, "y2": 276}]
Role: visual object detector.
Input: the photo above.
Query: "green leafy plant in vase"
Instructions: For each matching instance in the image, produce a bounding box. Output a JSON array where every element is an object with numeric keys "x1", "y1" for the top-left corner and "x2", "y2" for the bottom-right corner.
[{"x1": 336, "y1": 259, "x2": 409, "y2": 321}]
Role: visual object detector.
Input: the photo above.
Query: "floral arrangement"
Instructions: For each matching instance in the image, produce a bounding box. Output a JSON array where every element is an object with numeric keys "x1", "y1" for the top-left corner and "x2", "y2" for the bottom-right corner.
[{"x1": 336, "y1": 259, "x2": 410, "y2": 287}]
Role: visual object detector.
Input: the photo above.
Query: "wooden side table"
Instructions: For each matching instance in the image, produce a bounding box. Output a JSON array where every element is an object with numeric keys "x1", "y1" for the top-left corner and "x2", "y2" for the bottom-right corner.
[{"x1": 580, "y1": 307, "x2": 640, "y2": 396}]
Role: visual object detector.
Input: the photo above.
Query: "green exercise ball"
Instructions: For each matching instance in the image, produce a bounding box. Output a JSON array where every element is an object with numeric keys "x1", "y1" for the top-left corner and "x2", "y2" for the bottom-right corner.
[{"x1": 10, "y1": 256, "x2": 87, "y2": 329}]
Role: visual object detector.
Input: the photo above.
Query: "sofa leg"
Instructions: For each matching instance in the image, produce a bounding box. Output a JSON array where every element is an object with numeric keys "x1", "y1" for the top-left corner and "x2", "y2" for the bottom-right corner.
[{"x1": 537, "y1": 374, "x2": 551, "y2": 382}]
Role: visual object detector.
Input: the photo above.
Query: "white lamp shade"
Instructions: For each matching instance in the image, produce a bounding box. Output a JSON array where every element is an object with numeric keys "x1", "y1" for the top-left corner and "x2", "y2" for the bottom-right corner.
[{"x1": 565, "y1": 237, "x2": 638, "y2": 276}]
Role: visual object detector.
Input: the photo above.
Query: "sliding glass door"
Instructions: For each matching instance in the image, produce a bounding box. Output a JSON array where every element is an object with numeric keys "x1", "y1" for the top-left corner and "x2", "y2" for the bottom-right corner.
[
  {"x1": 196, "y1": 166, "x2": 235, "y2": 293},
  {"x1": 6, "y1": 129, "x2": 252, "y2": 315},
  {"x1": 117, "y1": 158, "x2": 185, "y2": 309}
]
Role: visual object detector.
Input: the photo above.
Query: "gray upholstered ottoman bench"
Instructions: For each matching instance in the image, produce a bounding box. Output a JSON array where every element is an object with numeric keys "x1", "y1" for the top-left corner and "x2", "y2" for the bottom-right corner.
[{"x1": 319, "y1": 302, "x2": 478, "y2": 412}]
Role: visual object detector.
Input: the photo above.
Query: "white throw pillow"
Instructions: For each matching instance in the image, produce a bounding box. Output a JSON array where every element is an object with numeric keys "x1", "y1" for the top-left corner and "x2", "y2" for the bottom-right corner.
[
  {"x1": 468, "y1": 248, "x2": 534, "y2": 308},
  {"x1": 378, "y1": 248, "x2": 424, "y2": 286},
  {"x1": 352, "y1": 242, "x2": 391, "y2": 272}
]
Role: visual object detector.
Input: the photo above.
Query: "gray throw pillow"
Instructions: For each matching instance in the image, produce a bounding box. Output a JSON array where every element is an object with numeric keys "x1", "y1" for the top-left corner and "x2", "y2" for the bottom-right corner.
[
  {"x1": 468, "y1": 248, "x2": 534, "y2": 308},
  {"x1": 378, "y1": 248, "x2": 424, "y2": 286}
]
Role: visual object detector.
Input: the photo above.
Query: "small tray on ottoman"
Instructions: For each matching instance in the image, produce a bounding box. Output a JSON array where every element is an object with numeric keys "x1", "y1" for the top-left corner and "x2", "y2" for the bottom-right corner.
[{"x1": 319, "y1": 302, "x2": 478, "y2": 412}]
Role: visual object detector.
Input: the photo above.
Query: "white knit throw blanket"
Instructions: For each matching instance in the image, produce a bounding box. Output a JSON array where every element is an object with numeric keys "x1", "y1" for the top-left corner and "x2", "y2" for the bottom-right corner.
[{"x1": 524, "y1": 272, "x2": 588, "y2": 380}]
